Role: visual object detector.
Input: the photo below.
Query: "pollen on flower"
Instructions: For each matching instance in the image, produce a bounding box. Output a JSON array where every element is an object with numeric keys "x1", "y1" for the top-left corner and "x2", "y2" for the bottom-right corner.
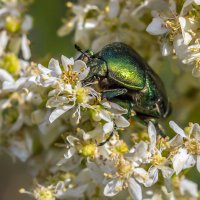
[
  {"x1": 115, "y1": 157, "x2": 132, "y2": 178},
  {"x1": 5, "y1": 16, "x2": 21, "y2": 33},
  {"x1": 158, "y1": 136, "x2": 170, "y2": 149},
  {"x1": 151, "y1": 153, "x2": 166, "y2": 166},
  {"x1": 60, "y1": 65, "x2": 79, "y2": 84},
  {"x1": 114, "y1": 141, "x2": 129, "y2": 154},
  {"x1": 76, "y1": 87, "x2": 90, "y2": 104},
  {"x1": 79, "y1": 143, "x2": 97, "y2": 157},
  {"x1": 184, "y1": 138, "x2": 200, "y2": 155},
  {"x1": 33, "y1": 186, "x2": 55, "y2": 200},
  {"x1": 165, "y1": 18, "x2": 180, "y2": 42},
  {"x1": 0, "y1": 53, "x2": 20, "y2": 74}
]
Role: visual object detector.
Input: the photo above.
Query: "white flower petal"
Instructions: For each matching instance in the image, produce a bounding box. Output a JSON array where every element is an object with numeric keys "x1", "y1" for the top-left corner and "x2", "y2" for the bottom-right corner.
[
  {"x1": 73, "y1": 60, "x2": 86, "y2": 72},
  {"x1": 169, "y1": 121, "x2": 187, "y2": 138},
  {"x1": 38, "y1": 64, "x2": 52, "y2": 74},
  {"x1": 145, "y1": 167, "x2": 158, "y2": 187},
  {"x1": 196, "y1": 155, "x2": 200, "y2": 173},
  {"x1": 108, "y1": 0, "x2": 120, "y2": 18},
  {"x1": 48, "y1": 58, "x2": 62, "y2": 76},
  {"x1": 133, "y1": 168, "x2": 148, "y2": 184},
  {"x1": 128, "y1": 178, "x2": 142, "y2": 200},
  {"x1": 57, "y1": 184, "x2": 88, "y2": 199},
  {"x1": 194, "y1": 0, "x2": 200, "y2": 5},
  {"x1": 22, "y1": 15, "x2": 33, "y2": 31},
  {"x1": 57, "y1": 18, "x2": 76, "y2": 37},
  {"x1": 0, "y1": 69, "x2": 14, "y2": 82},
  {"x1": 148, "y1": 121, "x2": 157, "y2": 152},
  {"x1": 127, "y1": 141, "x2": 148, "y2": 162},
  {"x1": 172, "y1": 148, "x2": 189, "y2": 174},
  {"x1": 99, "y1": 110, "x2": 111, "y2": 122},
  {"x1": 169, "y1": 135, "x2": 183, "y2": 147},
  {"x1": 64, "y1": 147, "x2": 76, "y2": 159},
  {"x1": 161, "y1": 42, "x2": 172, "y2": 56},
  {"x1": 21, "y1": 34, "x2": 31, "y2": 60},
  {"x1": 183, "y1": 154, "x2": 195, "y2": 169},
  {"x1": 103, "y1": 121, "x2": 114, "y2": 134},
  {"x1": 114, "y1": 116, "x2": 130, "y2": 128},
  {"x1": 109, "y1": 101, "x2": 128, "y2": 114},
  {"x1": 49, "y1": 105, "x2": 73, "y2": 123},
  {"x1": 3, "y1": 77, "x2": 27, "y2": 92},
  {"x1": 67, "y1": 136, "x2": 79, "y2": 146},
  {"x1": 146, "y1": 17, "x2": 168, "y2": 35},
  {"x1": 179, "y1": 17, "x2": 192, "y2": 45},
  {"x1": 73, "y1": 60, "x2": 89, "y2": 80},
  {"x1": 180, "y1": 179, "x2": 198, "y2": 198},
  {"x1": 46, "y1": 96, "x2": 69, "y2": 108},
  {"x1": 160, "y1": 166, "x2": 174, "y2": 179},
  {"x1": 78, "y1": 66, "x2": 90, "y2": 81},
  {"x1": 164, "y1": 178, "x2": 172, "y2": 193},
  {"x1": 104, "y1": 179, "x2": 123, "y2": 196},
  {"x1": 0, "y1": 30, "x2": 8, "y2": 56},
  {"x1": 173, "y1": 35, "x2": 188, "y2": 60},
  {"x1": 61, "y1": 55, "x2": 74, "y2": 71}
]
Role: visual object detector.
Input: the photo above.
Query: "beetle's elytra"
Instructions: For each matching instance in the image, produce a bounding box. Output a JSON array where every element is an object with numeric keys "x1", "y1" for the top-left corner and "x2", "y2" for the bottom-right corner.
[{"x1": 75, "y1": 42, "x2": 171, "y2": 145}]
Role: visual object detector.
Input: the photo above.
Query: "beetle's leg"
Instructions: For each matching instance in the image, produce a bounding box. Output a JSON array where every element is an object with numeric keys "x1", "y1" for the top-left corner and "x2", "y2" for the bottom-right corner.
[
  {"x1": 101, "y1": 88, "x2": 128, "y2": 99},
  {"x1": 97, "y1": 130, "x2": 115, "y2": 146}
]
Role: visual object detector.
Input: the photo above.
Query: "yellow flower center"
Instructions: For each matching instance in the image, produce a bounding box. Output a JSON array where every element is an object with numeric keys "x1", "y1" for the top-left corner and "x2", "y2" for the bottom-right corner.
[
  {"x1": 116, "y1": 158, "x2": 132, "y2": 178},
  {"x1": 0, "y1": 53, "x2": 20, "y2": 74},
  {"x1": 79, "y1": 143, "x2": 96, "y2": 157},
  {"x1": 5, "y1": 16, "x2": 21, "y2": 33},
  {"x1": 185, "y1": 138, "x2": 200, "y2": 155},
  {"x1": 165, "y1": 18, "x2": 180, "y2": 42},
  {"x1": 76, "y1": 87, "x2": 89, "y2": 104},
  {"x1": 60, "y1": 65, "x2": 78, "y2": 84},
  {"x1": 33, "y1": 186, "x2": 54, "y2": 200},
  {"x1": 114, "y1": 141, "x2": 129, "y2": 154},
  {"x1": 151, "y1": 153, "x2": 166, "y2": 166}
]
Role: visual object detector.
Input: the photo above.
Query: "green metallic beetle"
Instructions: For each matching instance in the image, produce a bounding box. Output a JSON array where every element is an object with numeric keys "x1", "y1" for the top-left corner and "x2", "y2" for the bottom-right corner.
[{"x1": 75, "y1": 42, "x2": 171, "y2": 145}]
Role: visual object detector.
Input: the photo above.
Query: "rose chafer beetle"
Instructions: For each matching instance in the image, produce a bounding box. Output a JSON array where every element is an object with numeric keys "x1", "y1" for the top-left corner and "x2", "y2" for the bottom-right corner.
[{"x1": 75, "y1": 42, "x2": 171, "y2": 145}]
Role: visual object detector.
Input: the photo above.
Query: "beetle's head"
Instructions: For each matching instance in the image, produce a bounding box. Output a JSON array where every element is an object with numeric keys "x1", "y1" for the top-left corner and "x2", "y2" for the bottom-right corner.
[
  {"x1": 83, "y1": 58, "x2": 107, "y2": 84},
  {"x1": 75, "y1": 44, "x2": 107, "y2": 84},
  {"x1": 75, "y1": 44, "x2": 94, "y2": 64}
]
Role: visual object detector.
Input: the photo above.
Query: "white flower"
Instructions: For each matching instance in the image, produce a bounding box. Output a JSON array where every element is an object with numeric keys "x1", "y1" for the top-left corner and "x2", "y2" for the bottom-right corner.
[
  {"x1": 169, "y1": 121, "x2": 200, "y2": 174},
  {"x1": 0, "y1": 0, "x2": 32, "y2": 59},
  {"x1": 101, "y1": 142, "x2": 150, "y2": 199},
  {"x1": 57, "y1": 133, "x2": 98, "y2": 169},
  {"x1": 146, "y1": 17, "x2": 168, "y2": 35},
  {"x1": 144, "y1": 122, "x2": 174, "y2": 190},
  {"x1": 181, "y1": 44, "x2": 200, "y2": 77},
  {"x1": 180, "y1": 178, "x2": 198, "y2": 198}
]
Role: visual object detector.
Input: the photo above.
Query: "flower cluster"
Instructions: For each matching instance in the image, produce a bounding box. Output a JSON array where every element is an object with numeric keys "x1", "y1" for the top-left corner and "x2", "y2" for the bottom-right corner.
[
  {"x1": 21, "y1": 120, "x2": 200, "y2": 200},
  {"x1": 146, "y1": 0, "x2": 200, "y2": 77}
]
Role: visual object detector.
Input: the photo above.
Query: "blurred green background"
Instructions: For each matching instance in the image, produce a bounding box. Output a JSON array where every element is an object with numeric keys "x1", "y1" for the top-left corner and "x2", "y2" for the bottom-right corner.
[
  {"x1": 0, "y1": 0, "x2": 200, "y2": 199},
  {"x1": 29, "y1": 0, "x2": 75, "y2": 60}
]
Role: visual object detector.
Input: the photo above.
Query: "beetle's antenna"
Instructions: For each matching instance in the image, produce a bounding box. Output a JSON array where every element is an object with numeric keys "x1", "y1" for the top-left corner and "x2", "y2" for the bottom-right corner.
[
  {"x1": 75, "y1": 44, "x2": 91, "y2": 60},
  {"x1": 74, "y1": 44, "x2": 82, "y2": 52}
]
